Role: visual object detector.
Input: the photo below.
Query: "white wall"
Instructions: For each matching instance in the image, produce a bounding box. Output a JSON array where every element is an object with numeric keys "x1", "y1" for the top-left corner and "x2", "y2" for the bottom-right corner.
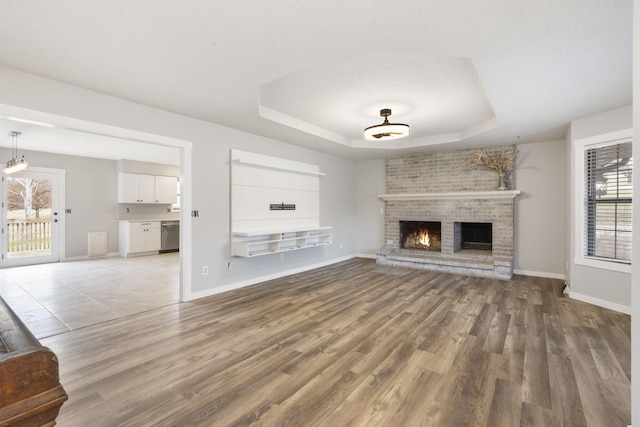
[
  {"x1": 355, "y1": 159, "x2": 386, "y2": 257},
  {"x1": 0, "y1": 66, "x2": 357, "y2": 299},
  {"x1": 567, "y1": 105, "x2": 633, "y2": 313},
  {"x1": 513, "y1": 140, "x2": 565, "y2": 278}
]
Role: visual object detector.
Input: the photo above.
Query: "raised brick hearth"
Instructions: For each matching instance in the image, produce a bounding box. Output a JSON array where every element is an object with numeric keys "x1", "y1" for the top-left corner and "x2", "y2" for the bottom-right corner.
[{"x1": 376, "y1": 147, "x2": 519, "y2": 280}]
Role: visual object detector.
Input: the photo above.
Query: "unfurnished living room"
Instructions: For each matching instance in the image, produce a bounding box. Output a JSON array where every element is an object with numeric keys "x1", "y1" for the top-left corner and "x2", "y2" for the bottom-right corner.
[{"x1": 0, "y1": 2, "x2": 637, "y2": 426}]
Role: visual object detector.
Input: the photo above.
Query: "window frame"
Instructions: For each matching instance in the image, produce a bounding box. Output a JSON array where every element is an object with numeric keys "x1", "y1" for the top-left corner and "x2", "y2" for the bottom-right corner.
[{"x1": 574, "y1": 128, "x2": 633, "y2": 273}]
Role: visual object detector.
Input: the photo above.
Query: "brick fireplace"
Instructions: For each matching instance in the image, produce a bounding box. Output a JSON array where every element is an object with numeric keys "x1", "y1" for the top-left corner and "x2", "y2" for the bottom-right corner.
[{"x1": 376, "y1": 146, "x2": 520, "y2": 280}]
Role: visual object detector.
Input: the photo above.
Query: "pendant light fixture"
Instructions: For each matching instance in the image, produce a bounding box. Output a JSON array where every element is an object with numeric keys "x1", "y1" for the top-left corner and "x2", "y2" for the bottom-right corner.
[
  {"x1": 3, "y1": 131, "x2": 29, "y2": 174},
  {"x1": 364, "y1": 108, "x2": 410, "y2": 141}
]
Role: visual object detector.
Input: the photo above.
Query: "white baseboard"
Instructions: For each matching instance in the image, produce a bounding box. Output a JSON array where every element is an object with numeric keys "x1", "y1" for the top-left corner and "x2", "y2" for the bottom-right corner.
[
  {"x1": 355, "y1": 252, "x2": 377, "y2": 259},
  {"x1": 186, "y1": 255, "x2": 356, "y2": 301},
  {"x1": 568, "y1": 291, "x2": 631, "y2": 315},
  {"x1": 62, "y1": 251, "x2": 120, "y2": 262},
  {"x1": 513, "y1": 269, "x2": 565, "y2": 280}
]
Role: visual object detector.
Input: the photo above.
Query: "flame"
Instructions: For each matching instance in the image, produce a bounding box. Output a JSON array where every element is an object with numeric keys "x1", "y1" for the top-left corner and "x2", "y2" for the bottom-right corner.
[
  {"x1": 413, "y1": 230, "x2": 430, "y2": 248},
  {"x1": 416, "y1": 230, "x2": 431, "y2": 248}
]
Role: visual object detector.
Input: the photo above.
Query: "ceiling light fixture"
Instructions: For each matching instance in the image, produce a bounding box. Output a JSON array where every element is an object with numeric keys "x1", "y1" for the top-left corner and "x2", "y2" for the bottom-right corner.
[
  {"x1": 3, "y1": 131, "x2": 29, "y2": 174},
  {"x1": 364, "y1": 108, "x2": 410, "y2": 141}
]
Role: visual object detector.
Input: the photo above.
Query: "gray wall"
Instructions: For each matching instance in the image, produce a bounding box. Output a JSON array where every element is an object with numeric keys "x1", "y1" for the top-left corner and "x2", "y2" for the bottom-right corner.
[
  {"x1": 0, "y1": 148, "x2": 120, "y2": 258},
  {"x1": 0, "y1": 65, "x2": 630, "y2": 311},
  {"x1": 567, "y1": 105, "x2": 632, "y2": 311},
  {"x1": 513, "y1": 140, "x2": 565, "y2": 277},
  {"x1": 355, "y1": 159, "x2": 385, "y2": 256},
  {"x1": 0, "y1": 149, "x2": 181, "y2": 257},
  {"x1": 354, "y1": 144, "x2": 566, "y2": 278},
  {"x1": 188, "y1": 123, "x2": 357, "y2": 296},
  {"x1": 0, "y1": 66, "x2": 358, "y2": 298}
]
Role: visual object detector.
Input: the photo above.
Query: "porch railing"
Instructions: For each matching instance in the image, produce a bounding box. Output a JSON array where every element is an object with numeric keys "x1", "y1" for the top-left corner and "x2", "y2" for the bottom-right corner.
[{"x1": 6, "y1": 219, "x2": 52, "y2": 253}]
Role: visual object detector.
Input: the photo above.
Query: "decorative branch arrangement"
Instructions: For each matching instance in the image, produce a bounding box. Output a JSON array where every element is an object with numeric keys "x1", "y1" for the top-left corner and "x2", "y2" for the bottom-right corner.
[
  {"x1": 455, "y1": 147, "x2": 518, "y2": 174},
  {"x1": 455, "y1": 147, "x2": 519, "y2": 190}
]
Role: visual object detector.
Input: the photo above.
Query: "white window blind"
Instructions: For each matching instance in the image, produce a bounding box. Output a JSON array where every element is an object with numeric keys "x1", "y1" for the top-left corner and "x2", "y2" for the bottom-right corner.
[{"x1": 584, "y1": 141, "x2": 632, "y2": 263}]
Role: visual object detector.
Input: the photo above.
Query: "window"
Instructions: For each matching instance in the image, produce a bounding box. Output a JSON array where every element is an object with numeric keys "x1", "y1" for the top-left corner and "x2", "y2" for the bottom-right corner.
[{"x1": 575, "y1": 129, "x2": 633, "y2": 272}]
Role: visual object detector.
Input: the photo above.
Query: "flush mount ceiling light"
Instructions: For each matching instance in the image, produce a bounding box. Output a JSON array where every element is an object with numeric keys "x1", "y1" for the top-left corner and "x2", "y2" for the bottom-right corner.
[
  {"x1": 364, "y1": 108, "x2": 410, "y2": 141},
  {"x1": 3, "y1": 131, "x2": 29, "y2": 174}
]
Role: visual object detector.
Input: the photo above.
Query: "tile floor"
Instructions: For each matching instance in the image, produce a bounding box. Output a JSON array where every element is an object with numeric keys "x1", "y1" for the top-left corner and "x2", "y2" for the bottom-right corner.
[{"x1": 0, "y1": 252, "x2": 180, "y2": 339}]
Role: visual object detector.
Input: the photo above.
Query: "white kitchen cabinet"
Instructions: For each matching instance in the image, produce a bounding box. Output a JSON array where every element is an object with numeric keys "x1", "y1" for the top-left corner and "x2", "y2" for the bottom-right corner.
[
  {"x1": 118, "y1": 173, "x2": 177, "y2": 204},
  {"x1": 119, "y1": 221, "x2": 161, "y2": 257},
  {"x1": 154, "y1": 176, "x2": 178, "y2": 204},
  {"x1": 118, "y1": 173, "x2": 155, "y2": 203}
]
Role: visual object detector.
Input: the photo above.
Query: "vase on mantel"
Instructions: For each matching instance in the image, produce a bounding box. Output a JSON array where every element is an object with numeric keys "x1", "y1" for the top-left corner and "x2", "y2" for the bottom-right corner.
[{"x1": 497, "y1": 173, "x2": 507, "y2": 190}]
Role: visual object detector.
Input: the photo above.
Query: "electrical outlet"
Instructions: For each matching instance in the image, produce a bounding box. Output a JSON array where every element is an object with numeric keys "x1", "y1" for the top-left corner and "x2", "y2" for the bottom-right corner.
[
  {"x1": 202, "y1": 266, "x2": 209, "y2": 275},
  {"x1": 227, "y1": 262, "x2": 233, "y2": 271},
  {"x1": 339, "y1": 242, "x2": 343, "y2": 249},
  {"x1": 280, "y1": 253, "x2": 285, "y2": 261},
  {"x1": 379, "y1": 208, "x2": 384, "y2": 214}
]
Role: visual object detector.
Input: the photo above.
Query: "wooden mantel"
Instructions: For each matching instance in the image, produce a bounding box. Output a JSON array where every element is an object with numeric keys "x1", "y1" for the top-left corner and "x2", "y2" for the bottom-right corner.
[{"x1": 378, "y1": 190, "x2": 521, "y2": 201}]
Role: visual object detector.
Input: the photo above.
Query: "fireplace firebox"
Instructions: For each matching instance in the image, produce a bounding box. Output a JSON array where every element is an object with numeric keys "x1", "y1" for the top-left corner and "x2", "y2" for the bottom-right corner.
[
  {"x1": 399, "y1": 221, "x2": 441, "y2": 252},
  {"x1": 459, "y1": 222, "x2": 492, "y2": 251}
]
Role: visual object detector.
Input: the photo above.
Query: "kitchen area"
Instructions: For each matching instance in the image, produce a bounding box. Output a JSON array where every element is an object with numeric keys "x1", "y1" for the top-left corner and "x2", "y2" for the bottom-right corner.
[
  {"x1": 0, "y1": 130, "x2": 183, "y2": 339},
  {"x1": 117, "y1": 160, "x2": 180, "y2": 257}
]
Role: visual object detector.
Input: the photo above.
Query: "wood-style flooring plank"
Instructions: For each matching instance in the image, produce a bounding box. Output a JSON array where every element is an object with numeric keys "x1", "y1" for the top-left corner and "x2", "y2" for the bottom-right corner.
[
  {"x1": 37, "y1": 258, "x2": 630, "y2": 426},
  {"x1": 486, "y1": 378, "x2": 522, "y2": 427}
]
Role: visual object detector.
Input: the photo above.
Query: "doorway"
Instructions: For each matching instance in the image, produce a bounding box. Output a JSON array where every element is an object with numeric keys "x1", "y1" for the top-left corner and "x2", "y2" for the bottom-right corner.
[
  {"x1": 0, "y1": 106, "x2": 192, "y2": 302},
  {"x1": 1, "y1": 168, "x2": 64, "y2": 267}
]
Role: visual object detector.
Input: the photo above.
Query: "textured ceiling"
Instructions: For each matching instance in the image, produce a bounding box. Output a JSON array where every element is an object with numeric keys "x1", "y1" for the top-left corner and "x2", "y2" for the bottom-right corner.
[
  {"x1": 259, "y1": 51, "x2": 497, "y2": 149},
  {"x1": 0, "y1": 0, "x2": 633, "y2": 160}
]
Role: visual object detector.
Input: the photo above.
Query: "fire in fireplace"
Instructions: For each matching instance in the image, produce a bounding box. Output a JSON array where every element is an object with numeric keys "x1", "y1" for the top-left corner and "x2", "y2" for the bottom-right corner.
[{"x1": 399, "y1": 221, "x2": 442, "y2": 252}]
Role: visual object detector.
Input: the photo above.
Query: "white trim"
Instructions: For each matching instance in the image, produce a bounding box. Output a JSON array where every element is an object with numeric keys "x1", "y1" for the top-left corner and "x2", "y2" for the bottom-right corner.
[
  {"x1": 573, "y1": 128, "x2": 634, "y2": 273},
  {"x1": 1, "y1": 167, "x2": 66, "y2": 267},
  {"x1": 573, "y1": 128, "x2": 633, "y2": 149},
  {"x1": 179, "y1": 144, "x2": 192, "y2": 303},
  {"x1": 378, "y1": 190, "x2": 521, "y2": 201},
  {"x1": 26, "y1": 167, "x2": 67, "y2": 262},
  {"x1": 355, "y1": 252, "x2": 377, "y2": 259},
  {"x1": 232, "y1": 158, "x2": 325, "y2": 177},
  {"x1": 62, "y1": 251, "x2": 120, "y2": 262},
  {"x1": 568, "y1": 290, "x2": 631, "y2": 315},
  {"x1": 186, "y1": 255, "x2": 355, "y2": 301},
  {"x1": 513, "y1": 269, "x2": 566, "y2": 280},
  {"x1": 573, "y1": 256, "x2": 632, "y2": 274}
]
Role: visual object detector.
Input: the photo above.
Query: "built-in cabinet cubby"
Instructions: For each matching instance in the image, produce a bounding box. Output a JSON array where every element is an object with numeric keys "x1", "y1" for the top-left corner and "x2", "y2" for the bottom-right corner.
[{"x1": 231, "y1": 226, "x2": 333, "y2": 257}]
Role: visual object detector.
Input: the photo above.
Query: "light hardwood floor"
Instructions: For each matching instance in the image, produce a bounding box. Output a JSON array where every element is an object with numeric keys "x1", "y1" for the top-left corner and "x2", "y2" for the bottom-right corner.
[{"x1": 40, "y1": 258, "x2": 630, "y2": 426}]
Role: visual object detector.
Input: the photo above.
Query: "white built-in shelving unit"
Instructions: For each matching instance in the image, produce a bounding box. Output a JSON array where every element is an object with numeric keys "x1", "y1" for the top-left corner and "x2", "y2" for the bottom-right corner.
[
  {"x1": 231, "y1": 226, "x2": 333, "y2": 257},
  {"x1": 230, "y1": 149, "x2": 332, "y2": 258}
]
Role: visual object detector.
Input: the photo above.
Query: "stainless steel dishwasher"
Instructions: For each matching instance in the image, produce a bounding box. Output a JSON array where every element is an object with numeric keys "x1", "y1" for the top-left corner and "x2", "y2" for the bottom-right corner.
[{"x1": 160, "y1": 220, "x2": 180, "y2": 253}]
